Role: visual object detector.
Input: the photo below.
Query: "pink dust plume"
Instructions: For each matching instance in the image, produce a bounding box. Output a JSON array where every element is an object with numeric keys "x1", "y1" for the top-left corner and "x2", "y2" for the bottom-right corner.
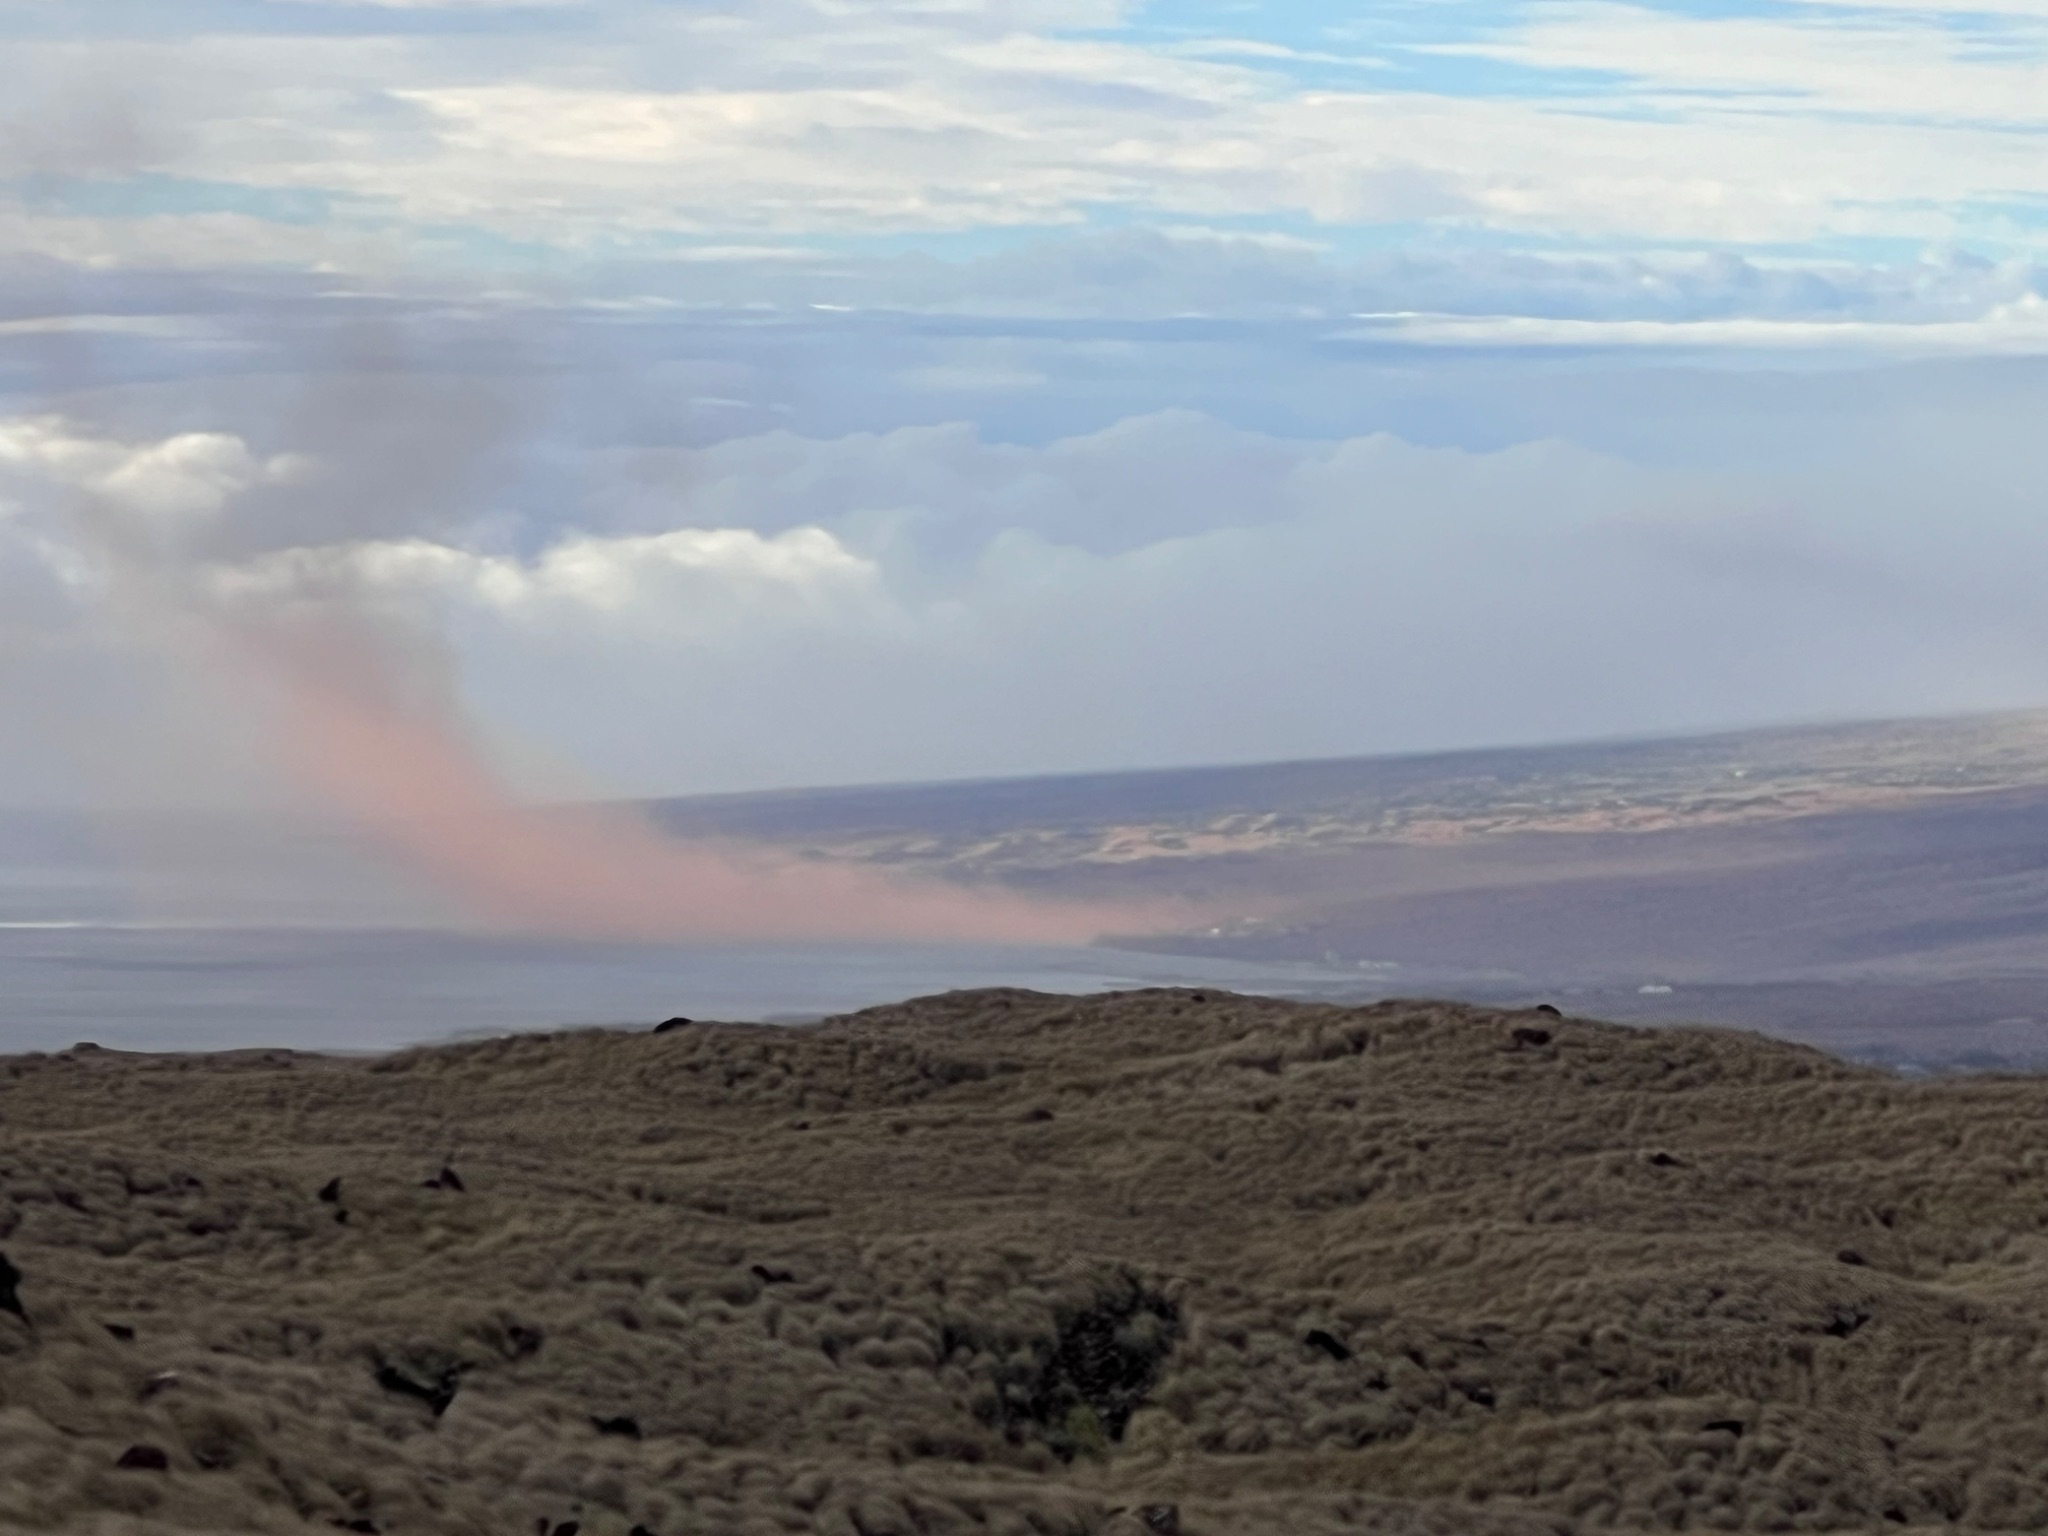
[{"x1": 229, "y1": 618, "x2": 1157, "y2": 945}]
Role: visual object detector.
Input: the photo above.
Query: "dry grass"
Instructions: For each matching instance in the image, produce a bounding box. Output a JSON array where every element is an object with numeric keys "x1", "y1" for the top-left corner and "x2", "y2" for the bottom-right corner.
[{"x1": 3, "y1": 989, "x2": 2048, "y2": 1532}]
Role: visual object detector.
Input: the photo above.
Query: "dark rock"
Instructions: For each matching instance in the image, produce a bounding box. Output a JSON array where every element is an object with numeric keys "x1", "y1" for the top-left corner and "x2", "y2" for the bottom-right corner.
[
  {"x1": 629, "y1": 1527, "x2": 659, "y2": 1536},
  {"x1": 1532, "y1": 1004, "x2": 1563, "y2": 1018},
  {"x1": 1139, "y1": 1506, "x2": 1181, "y2": 1536},
  {"x1": 1823, "y1": 1308, "x2": 1872, "y2": 1338},
  {"x1": 1510, "y1": 1027, "x2": 1552, "y2": 1048},
  {"x1": 375, "y1": 1362, "x2": 462, "y2": 1416},
  {"x1": 1838, "y1": 1248, "x2": 1868, "y2": 1266},
  {"x1": 1024, "y1": 1107, "x2": 1055, "y2": 1122},
  {"x1": 1648, "y1": 1151, "x2": 1684, "y2": 1168},
  {"x1": 116, "y1": 1444, "x2": 170, "y2": 1471},
  {"x1": 552, "y1": 1524, "x2": 581, "y2": 1536},
  {"x1": 140, "y1": 1370, "x2": 180, "y2": 1400},
  {"x1": 591, "y1": 1415, "x2": 641, "y2": 1438},
  {"x1": 1705, "y1": 1419, "x2": 1746, "y2": 1437},
  {"x1": 750, "y1": 1264, "x2": 795, "y2": 1285},
  {"x1": 104, "y1": 1322, "x2": 135, "y2": 1343},
  {"x1": 317, "y1": 1177, "x2": 342, "y2": 1204},
  {"x1": 422, "y1": 1166, "x2": 465, "y2": 1193},
  {"x1": 506, "y1": 1323, "x2": 545, "y2": 1358},
  {"x1": 335, "y1": 1210, "x2": 349, "y2": 1225},
  {"x1": 653, "y1": 1017, "x2": 693, "y2": 1034},
  {"x1": 1188, "y1": 993, "x2": 1206, "y2": 1004},
  {"x1": 331, "y1": 1521, "x2": 378, "y2": 1534},
  {"x1": 1304, "y1": 1328, "x2": 1352, "y2": 1362},
  {"x1": 0, "y1": 1252, "x2": 26, "y2": 1326}
]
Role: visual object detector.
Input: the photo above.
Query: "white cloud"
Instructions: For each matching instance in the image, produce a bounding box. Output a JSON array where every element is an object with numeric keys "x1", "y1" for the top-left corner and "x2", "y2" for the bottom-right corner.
[
  {"x1": 262, "y1": 0, "x2": 584, "y2": 8},
  {"x1": 11, "y1": 0, "x2": 2048, "y2": 270},
  {"x1": 1335, "y1": 293, "x2": 2048, "y2": 353},
  {"x1": 7, "y1": 403, "x2": 2048, "y2": 799},
  {"x1": 0, "y1": 417, "x2": 299, "y2": 524},
  {"x1": 208, "y1": 523, "x2": 891, "y2": 638}
]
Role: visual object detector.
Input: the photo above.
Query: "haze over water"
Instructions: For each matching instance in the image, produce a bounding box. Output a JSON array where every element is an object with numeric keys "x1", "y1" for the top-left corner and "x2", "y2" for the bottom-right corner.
[{"x1": 0, "y1": 819, "x2": 1360, "y2": 1052}]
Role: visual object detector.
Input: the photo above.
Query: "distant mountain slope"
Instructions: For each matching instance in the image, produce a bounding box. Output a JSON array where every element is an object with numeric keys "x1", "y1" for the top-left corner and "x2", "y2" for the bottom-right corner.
[
  {"x1": 643, "y1": 708, "x2": 2048, "y2": 876},
  {"x1": 643, "y1": 711, "x2": 2048, "y2": 1062}
]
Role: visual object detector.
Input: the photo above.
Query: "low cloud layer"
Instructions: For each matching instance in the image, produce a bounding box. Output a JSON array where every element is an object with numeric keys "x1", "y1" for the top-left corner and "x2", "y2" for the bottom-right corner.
[{"x1": 7, "y1": 394, "x2": 2048, "y2": 813}]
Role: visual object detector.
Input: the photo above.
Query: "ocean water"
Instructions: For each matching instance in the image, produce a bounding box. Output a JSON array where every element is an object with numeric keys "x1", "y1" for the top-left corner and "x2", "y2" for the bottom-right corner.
[
  {"x1": 0, "y1": 923, "x2": 1372, "y2": 1054},
  {"x1": 0, "y1": 809, "x2": 1379, "y2": 1053}
]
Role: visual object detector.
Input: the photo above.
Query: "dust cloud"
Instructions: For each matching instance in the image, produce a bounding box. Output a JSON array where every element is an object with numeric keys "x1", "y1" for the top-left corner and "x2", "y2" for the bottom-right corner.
[
  {"x1": 19, "y1": 331, "x2": 1157, "y2": 944},
  {"x1": 216, "y1": 594, "x2": 1129, "y2": 943}
]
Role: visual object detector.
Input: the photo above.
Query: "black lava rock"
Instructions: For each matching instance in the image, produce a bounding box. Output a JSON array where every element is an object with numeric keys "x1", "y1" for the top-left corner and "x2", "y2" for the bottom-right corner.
[
  {"x1": 375, "y1": 1362, "x2": 462, "y2": 1417},
  {"x1": 1304, "y1": 1328, "x2": 1352, "y2": 1362},
  {"x1": 0, "y1": 1252, "x2": 26, "y2": 1326}
]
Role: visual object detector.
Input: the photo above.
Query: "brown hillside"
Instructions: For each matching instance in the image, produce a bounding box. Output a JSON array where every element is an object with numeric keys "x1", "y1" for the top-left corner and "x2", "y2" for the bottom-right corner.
[{"x1": 3, "y1": 990, "x2": 2048, "y2": 1533}]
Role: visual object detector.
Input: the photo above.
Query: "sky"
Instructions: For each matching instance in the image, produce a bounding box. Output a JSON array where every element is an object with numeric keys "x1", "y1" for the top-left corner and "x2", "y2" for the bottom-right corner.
[{"x1": 7, "y1": 0, "x2": 2048, "y2": 807}]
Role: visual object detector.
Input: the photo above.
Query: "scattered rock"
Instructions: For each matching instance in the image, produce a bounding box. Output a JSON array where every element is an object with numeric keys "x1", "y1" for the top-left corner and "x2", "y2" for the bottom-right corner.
[
  {"x1": 629, "y1": 1526, "x2": 659, "y2": 1536},
  {"x1": 1824, "y1": 1308, "x2": 1872, "y2": 1339},
  {"x1": 318, "y1": 1177, "x2": 343, "y2": 1204},
  {"x1": 140, "y1": 1370, "x2": 180, "y2": 1401},
  {"x1": 591, "y1": 1414, "x2": 642, "y2": 1438},
  {"x1": 1139, "y1": 1507, "x2": 1181, "y2": 1536},
  {"x1": 422, "y1": 1166, "x2": 466, "y2": 1193},
  {"x1": 1648, "y1": 1152, "x2": 1685, "y2": 1168},
  {"x1": 653, "y1": 1017, "x2": 693, "y2": 1034},
  {"x1": 115, "y1": 1444, "x2": 170, "y2": 1471},
  {"x1": 750, "y1": 1263, "x2": 795, "y2": 1285},
  {"x1": 0, "y1": 1252, "x2": 26, "y2": 1326},
  {"x1": 1510, "y1": 1027, "x2": 1552, "y2": 1049},
  {"x1": 1838, "y1": 1248, "x2": 1868, "y2": 1266},
  {"x1": 551, "y1": 1524, "x2": 581, "y2": 1536},
  {"x1": 103, "y1": 1322, "x2": 135, "y2": 1343},
  {"x1": 1705, "y1": 1419, "x2": 1746, "y2": 1437},
  {"x1": 375, "y1": 1362, "x2": 462, "y2": 1417},
  {"x1": 1303, "y1": 1328, "x2": 1352, "y2": 1362}
]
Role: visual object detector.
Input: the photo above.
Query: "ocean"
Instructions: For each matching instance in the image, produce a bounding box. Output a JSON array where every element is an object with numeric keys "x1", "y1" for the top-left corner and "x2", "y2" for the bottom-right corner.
[{"x1": 0, "y1": 921, "x2": 1368, "y2": 1055}]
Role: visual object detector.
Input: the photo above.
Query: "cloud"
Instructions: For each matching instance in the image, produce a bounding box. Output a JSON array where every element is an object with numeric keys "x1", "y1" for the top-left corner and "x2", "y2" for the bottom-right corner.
[
  {"x1": 1333, "y1": 294, "x2": 2048, "y2": 355},
  {"x1": 9, "y1": 0, "x2": 2048, "y2": 277},
  {"x1": 5, "y1": 401, "x2": 2036, "y2": 806},
  {"x1": 214, "y1": 523, "x2": 891, "y2": 640}
]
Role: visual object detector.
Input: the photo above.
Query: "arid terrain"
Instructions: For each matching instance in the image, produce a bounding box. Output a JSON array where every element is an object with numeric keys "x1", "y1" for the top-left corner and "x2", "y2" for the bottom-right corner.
[
  {"x1": 644, "y1": 710, "x2": 2048, "y2": 1065},
  {"x1": 8, "y1": 988, "x2": 2048, "y2": 1533}
]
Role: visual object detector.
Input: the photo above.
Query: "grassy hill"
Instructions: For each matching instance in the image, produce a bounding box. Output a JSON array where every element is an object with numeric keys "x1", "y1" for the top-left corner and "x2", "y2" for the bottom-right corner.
[{"x1": 5, "y1": 989, "x2": 2048, "y2": 1532}]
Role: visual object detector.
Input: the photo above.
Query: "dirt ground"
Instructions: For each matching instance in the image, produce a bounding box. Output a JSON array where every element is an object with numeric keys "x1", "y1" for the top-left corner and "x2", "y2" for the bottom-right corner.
[{"x1": 4, "y1": 988, "x2": 2048, "y2": 1534}]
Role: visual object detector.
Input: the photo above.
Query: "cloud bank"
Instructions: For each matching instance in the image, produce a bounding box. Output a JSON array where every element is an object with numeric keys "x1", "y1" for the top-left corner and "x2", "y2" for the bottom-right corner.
[{"x1": 7, "y1": 398, "x2": 2047, "y2": 810}]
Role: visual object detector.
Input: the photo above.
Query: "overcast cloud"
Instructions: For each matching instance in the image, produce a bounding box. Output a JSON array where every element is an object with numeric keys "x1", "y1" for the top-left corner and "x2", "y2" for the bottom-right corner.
[{"x1": 3, "y1": 0, "x2": 2048, "y2": 805}]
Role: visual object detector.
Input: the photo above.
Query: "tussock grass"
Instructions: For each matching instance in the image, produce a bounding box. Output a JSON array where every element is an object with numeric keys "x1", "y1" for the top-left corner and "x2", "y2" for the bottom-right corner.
[{"x1": 0, "y1": 991, "x2": 2043, "y2": 1532}]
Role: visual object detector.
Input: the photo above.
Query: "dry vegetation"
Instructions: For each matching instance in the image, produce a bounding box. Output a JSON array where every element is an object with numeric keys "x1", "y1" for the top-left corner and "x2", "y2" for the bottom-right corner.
[{"x1": 5, "y1": 989, "x2": 2048, "y2": 1533}]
